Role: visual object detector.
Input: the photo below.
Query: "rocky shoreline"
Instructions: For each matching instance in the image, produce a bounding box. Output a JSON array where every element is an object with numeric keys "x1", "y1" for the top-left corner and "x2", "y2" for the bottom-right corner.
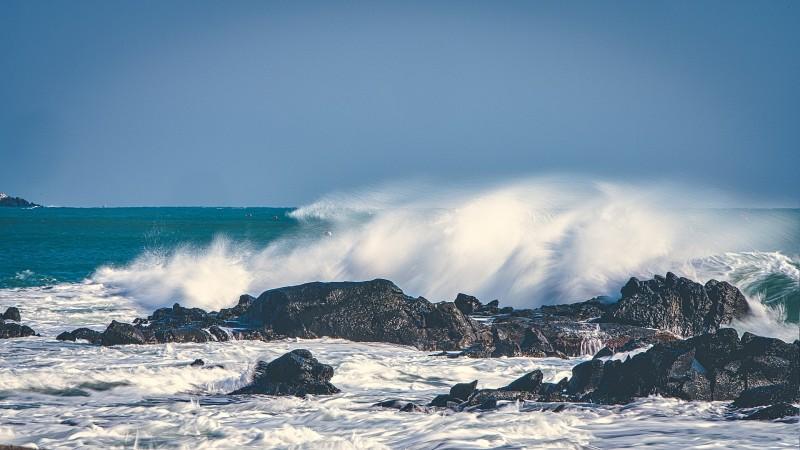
[{"x1": 2, "y1": 273, "x2": 797, "y2": 421}]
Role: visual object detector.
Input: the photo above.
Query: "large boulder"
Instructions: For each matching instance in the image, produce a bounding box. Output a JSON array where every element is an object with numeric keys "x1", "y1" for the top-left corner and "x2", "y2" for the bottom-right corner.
[
  {"x1": 57, "y1": 327, "x2": 103, "y2": 344},
  {"x1": 605, "y1": 273, "x2": 750, "y2": 337},
  {"x1": 239, "y1": 279, "x2": 489, "y2": 351},
  {"x1": 230, "y1": 349, "x2": 340, "y2": 396}
]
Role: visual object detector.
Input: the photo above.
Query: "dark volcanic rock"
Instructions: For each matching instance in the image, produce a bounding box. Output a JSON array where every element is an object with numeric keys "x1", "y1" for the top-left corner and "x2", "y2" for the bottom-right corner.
[
  {"x1": 501, "y1": 370, "x2": 544, "y2": 393},
  {"x1": 230, "y1": 349, "x2": 340, "y2": 396},
  {"x1": 0, "y1": 321, "x2": 36, "y2": 339},
  {"x1": 101, "y1": 321, "x2": 147, "y2": 346},
  {"x1": 742, "y1": 402, "x2": 799, "y2": 421},
  {"x1": 3, "y1": 307, "x2": 21, "y2": 322},
  {"x1": 605, "y1": 273, "x2": 750, "y2": 337},
  {"x1": 190, "y1": 358, "x2": 205, "y2": 367},
  {"x1": 454, "y1": 293, "x2": 482, "y2": 315},
  {"x1": 585, "y1": 329, "x2": 799, "y2": 404},
  {"x1": 593, "y1": 347, "x2": 613, "y2": 359},
  {"x1": 733, "y1": 384, "x2": 800, "y2": 408},
  {"x1": 239, "y1": 279, "x2": 489, "y2": 351},
  {"x1": 449, "y1": 380, "x2": 478, "y2": 401}
]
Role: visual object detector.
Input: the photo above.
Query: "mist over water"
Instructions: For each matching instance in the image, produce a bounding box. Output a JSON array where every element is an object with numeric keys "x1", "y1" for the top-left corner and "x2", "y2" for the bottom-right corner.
[{"x1": 91, "y1": 178, "x2": 799, "y2": 330}]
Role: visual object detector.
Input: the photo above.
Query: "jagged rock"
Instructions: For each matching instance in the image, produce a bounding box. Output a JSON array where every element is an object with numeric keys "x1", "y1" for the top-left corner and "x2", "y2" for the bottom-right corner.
[
  {"x1": 605, "y1": 273, "x2": 750, "y2": 336},
  {"x1": 190, "y1": 358, "x2": 205, "y2": 367},
  {"x1": 501, "y1": 370, "x2": 543, "y2": 393},
  {"x1": 449, "y1": 380, "x2": 478, "y2": 401},
  {"x1": 57, "y1": 328, "x2": 103, "y2": 344},
  {"x1": 239, "y1": 279, "x2": 490, "y2": 351},
  {"x1": 742, "y1": 403, "x2": 799, "y2": 421},
  {"x1": 428, "y1": 394, "x2": 458, "y2": 407},
  {"x1": 230, "y1": 349, "x2": 340, "y2": 396},
  {"x1": 101, "y1": 320, "x2": 147, "y2": 346},
  {"x1": 0, "y1": 193, "x2": 39, "y2": 207},
  {"x1": 218, "y1": 294, "x2": 255, "y2": 320},
  {"x1": 454, "y1": 293, "x2": 482, "y2": 315},
  {"x1": 586, "y1": 329, "x2": 799, "y2": 404},
  {"x1": 2, "y1": 307, "x2": 21, "y2": 322}
]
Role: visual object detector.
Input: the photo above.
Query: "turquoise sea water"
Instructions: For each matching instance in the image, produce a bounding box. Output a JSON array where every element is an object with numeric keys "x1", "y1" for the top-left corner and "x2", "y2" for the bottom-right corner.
[{"x1": 0, "y1": 207, "x2": 296, "y2": 288}]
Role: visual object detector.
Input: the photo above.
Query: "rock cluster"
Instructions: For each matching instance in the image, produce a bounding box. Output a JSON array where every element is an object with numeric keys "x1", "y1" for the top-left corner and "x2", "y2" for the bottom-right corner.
[{"x1": 0, "y1": 307, "x2": 36, "y2": 339}]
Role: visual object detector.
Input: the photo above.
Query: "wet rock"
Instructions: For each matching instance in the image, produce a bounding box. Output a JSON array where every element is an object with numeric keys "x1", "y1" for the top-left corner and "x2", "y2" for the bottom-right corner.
[
  {"x1": 239, "y1": 279, "x2": 490, "y2": 351},
  {"x1": 449, "y1": 380, "x2": 478, "y2": 401},
  {"x1": 567, "y1": 359, "x2": 606, "y2": 396},
  {"x1": 742, "y1": 403, "x2": 799, "y2": 421},
  {"x1": 230, "y1": 349, "x2": 340, "y2": 396},
  {"x1": 733, "y1": 384, "x2": 800, "y2": 408},
  {"x1": 605, "y1": 273, "x2": 750, "y2": 336},
  {"x1": 501, "y1": 370, "x2": 543, "y2": 393},
  {"x1": 454, "y1": 293, "x2": 482, "y2": 315},
  {"x1": 593, "y1": 347, "x2": 613, "y2": 359},
  {"x1": 0, "y1": 321, "x2": 36, "y2": 339},
  {"x1": 101, "y1": 320, "x2": 147, "y2": 346},
  {"x1": 428, "y1": 394, "x2": 458, "y2": 407},
  {"x1": 2, "y1": 306, "x2": 21, "y2": 322},
  {"x1": 190, "y1": 358, "x2": 205, "y2": 367}
]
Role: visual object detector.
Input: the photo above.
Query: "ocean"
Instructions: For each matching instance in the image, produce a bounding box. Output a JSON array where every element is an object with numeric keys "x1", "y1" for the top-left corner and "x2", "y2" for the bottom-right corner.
[{"x1": 1, "y1": 183, "x2": 799, "y2": 448}]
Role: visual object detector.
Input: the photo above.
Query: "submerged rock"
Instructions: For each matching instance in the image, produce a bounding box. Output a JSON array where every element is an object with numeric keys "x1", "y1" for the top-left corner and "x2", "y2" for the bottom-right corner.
[
  {"x1": 56, "y1": 327, "x2": 103, "y2": 344},
  {"x1": 230, "y1": 349, "x2": 340, "y2": 396}
]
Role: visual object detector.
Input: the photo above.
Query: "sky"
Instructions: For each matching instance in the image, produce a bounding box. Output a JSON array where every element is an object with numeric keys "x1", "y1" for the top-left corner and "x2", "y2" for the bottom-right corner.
[{"x1": 1, "y1": 0, "x2": 798, "y2": 207}]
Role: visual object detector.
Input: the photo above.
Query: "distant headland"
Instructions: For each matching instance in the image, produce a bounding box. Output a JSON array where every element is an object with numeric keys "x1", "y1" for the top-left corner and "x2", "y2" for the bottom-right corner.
[{"x1": 0, "y1": 193, "x2": 40, "y2": 207}]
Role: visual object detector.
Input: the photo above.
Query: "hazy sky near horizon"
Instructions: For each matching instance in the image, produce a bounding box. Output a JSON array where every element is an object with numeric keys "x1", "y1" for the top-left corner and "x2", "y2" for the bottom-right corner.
[{"x1": 2, "y1": 1, "x2": 798, "y2": 206}]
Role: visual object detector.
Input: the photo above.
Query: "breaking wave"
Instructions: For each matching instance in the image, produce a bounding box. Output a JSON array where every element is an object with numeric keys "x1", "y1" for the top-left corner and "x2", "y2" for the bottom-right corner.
[{"x1": 92, "y1": 177, "x2": 799, "y2": 328}]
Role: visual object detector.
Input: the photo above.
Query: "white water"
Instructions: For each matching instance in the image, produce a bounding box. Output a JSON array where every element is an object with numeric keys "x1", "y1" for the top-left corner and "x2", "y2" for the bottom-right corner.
[
  {"x1": 1, "y1": 287, "x2": 798, "y2": 449},
  {"x1": 93, "y1": 178, "x2": 797, "y2": 312}
]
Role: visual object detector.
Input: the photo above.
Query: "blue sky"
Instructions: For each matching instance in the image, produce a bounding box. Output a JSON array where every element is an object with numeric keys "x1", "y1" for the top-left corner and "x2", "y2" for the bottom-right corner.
[{"x1": 2, "y1": 1, "x2": 798, "y2": 206}]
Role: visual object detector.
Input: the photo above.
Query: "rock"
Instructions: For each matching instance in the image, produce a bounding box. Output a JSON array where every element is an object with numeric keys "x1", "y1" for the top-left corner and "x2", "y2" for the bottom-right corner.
[
  {"x1": 230, "y1": 349, "x2": 340, "y2": 396},
  {"x1": 0, "y1": 321, "x2": 36, "y2": 339},
  {"x1": 733, "y1": 384, "x2": 800, "y2": 408},
  {"x1": 583, "y1": 329, "x2": 799, "y2": 404},
  {"x1": 567, "y1": 359, "x2": 606, "y2": 395},
  {"x1": 449, "y1": 380, "x2": 478, "y2": 401},
  {"x1": 428, "y1": 394, "x2": 458, "y2": 407},
  {"x1": 742, "y1": 403, "x2": 799, "y2": 421},
  {"x1": 56, "y1": 331, "x2": 75, "y2": 341},
  {"x1": 239, "y1": 279, "x2": 490, "y2": 351},
  {"x1": 593, "y1": 347, "x2": 613, "y2": 359},
  {"x1": 0, "y1": 192, "x2": 39, "y2": 207},
  {"x1": 3, "y1": 307, "x2": 21, "y2": 322},
  {"x1": 605, "y1": 273, "x2": 750, "y2": 337},
  {"x1": 190, "y1": 358, "x2": 205, "y2": 367},
  {"x1": 101, "y1": 320, "x2": 147, "y2": 346},
  {"x1": 454, "y1": 293, "x2": 482, "y2": 315},
  {"x1": 71, "y1": 328, "x2": 103, "y2": 344},
  {"x1": 501, "y1": 370, "x2": 543, "y2": 393}
]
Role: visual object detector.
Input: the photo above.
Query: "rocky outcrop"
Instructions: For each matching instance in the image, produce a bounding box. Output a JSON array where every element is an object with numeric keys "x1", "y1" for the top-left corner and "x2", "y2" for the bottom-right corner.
[
  {"x1": 604, "y1": 273, "x2": 750, "y2": 336},
  {"x1": 0, "y1": 193, "x2": 39, "y2": 207},
  {"x1": 59, "y1": 274, "x2": 754, "y2": 358},
  {"x1": 568, "y1": 328, "x2": 799, "y2": 405},
  {"x1": 239, "y1": 279, "x2": 490, "y2": 351},
  {"x1": 0, "y1": 307, "x2": 36, "y2": 339},
  {"x1": 230, "y1": 349, "x2": 340, "y2": 396}
]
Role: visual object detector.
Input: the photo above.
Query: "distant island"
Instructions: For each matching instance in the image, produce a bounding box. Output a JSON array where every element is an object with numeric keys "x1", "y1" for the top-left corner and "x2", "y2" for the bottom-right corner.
[{"x1": 0, "y1": 192, "x2": 40, "y2": 207}]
